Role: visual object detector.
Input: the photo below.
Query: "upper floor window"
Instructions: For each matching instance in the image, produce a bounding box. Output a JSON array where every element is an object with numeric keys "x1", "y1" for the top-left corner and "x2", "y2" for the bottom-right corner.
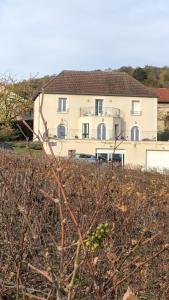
[
  {"x1": 58, "y1": 98, "x2": 67, "y2": 112},
  {"x1": 95, "y1": 99, "x2": 103, "y2": 116},
  {"x1": 97, "y1": 123, "x2": 106, "y2": 140},
  {"x1": 131, "y1": 100, "x2": 141, "y2": 115}
]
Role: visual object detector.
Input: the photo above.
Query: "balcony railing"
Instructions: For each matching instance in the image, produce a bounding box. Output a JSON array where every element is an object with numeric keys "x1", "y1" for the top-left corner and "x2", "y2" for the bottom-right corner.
[
  {"x1": 57, "y1": 108, "x2": 69, "y2": 113},
  {"x1": 130, "y1": 110, "x2": 142, "y2": 116},
  {"x1": 47, "y1": 128, "x2": 157, "y2": 141},
  {"x1": 80, "y1": 107, "x2": 120, "y2": 117}
]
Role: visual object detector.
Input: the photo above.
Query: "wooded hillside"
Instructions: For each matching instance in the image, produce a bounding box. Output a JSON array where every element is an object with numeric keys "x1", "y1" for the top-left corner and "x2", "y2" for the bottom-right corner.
[
  {"x1": 2, "y1": 66, "x2": 169, "y2": 99},
  {"x1": 114, "y1": 65, "x2": 169, "y2": 87}
]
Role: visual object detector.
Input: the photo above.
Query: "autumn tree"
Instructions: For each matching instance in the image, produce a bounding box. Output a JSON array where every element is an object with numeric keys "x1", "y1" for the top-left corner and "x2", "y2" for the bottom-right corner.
[{"x1": 0, "y1": 74, "x2": 33, "y2": 128}]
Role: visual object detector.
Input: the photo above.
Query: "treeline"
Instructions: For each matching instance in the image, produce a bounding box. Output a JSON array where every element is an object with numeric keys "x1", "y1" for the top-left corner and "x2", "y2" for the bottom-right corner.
[
  {"x1": 13, "y1": 66, "x2": 169, "y2": 97},
  {"x1": 114, "y1": 65, "x2": 169, "y2": 87},
  {"x1": 15, "y1": 74, "x2": 55, "y2": 99}
]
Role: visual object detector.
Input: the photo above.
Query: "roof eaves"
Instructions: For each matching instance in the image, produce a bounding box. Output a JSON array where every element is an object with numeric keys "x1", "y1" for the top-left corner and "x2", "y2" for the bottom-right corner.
[{"x1": 42, "y1": 91, "x2": 158, "y2": 98}]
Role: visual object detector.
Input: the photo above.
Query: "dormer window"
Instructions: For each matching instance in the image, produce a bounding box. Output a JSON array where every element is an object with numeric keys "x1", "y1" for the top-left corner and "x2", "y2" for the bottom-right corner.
[{"x1": 58, "y1": 98, "x2": 67, "y2": 112}]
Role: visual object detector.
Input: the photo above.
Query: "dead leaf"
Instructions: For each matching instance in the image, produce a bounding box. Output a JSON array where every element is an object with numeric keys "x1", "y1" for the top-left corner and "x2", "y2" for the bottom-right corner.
[
  {"x1": 116, "y1": 204, "x2": 128, "y2": 212},
  {"x1": 122, "y1": 287, "x2": 138, "y2": 300}
]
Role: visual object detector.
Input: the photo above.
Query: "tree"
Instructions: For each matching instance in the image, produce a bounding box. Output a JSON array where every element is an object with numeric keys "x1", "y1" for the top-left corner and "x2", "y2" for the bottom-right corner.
[
  {"x1": 118, "y1": 66, "x2": 134, "y2": 76},
  {"x1": 0, "y1": 75, "x2": 33, "y2": 128},
  {"x1": 144, "y1": 65, "x2": 160, "y2": 86},
  {"x1": 133, "y1": 67, "x2": 147, "y2": 82},
  {"x1": 163, "y1": 69, "x2": 169, "y2": 82}
]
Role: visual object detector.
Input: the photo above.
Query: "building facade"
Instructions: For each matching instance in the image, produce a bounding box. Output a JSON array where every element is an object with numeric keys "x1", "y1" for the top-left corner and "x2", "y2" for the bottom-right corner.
[
  {"x1": 34, "y1": 70, "x2": 158, "y2": 146},
  {"x1": 152, "y1": 88, "x2": 169, "y2": 132},
  {"x1": 43, "y1": 139, "x2": 169, "y2": 170}
]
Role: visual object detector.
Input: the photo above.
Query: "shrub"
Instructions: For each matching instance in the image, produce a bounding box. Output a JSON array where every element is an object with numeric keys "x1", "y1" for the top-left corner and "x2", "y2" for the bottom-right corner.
[
  {"x1": 16, "y1": 142, "x2": 27, "y2": 148},
  {"x1": 157, "y1": 130, "x2": 169, "y2": 141},
  {"x1": 0, "y1": 153, "x2": 169, "y2": 299},
  {"x1": 0, "y1": 128, "x2": 20, "y2": 142},
  {"x1": 28, "y1": 141, "x2": 43, "y2": 150}
]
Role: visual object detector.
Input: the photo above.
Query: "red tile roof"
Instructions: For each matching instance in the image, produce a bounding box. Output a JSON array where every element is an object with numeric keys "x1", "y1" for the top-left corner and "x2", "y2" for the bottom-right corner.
[
  {"x1": 36, "y1": 70, "x2": 157, "y2": 98},
  {"x1": 151, "y1": 88, "x2": 169, "y2": 103}
]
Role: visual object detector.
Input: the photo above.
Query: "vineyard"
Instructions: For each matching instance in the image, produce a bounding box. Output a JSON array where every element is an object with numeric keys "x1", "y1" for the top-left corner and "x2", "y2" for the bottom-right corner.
[{"x1": 0, "y1": 151, "x2": 169, "y2": 299}]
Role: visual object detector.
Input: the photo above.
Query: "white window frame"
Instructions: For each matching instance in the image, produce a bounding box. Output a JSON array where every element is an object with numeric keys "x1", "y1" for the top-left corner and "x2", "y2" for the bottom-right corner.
[
  {"x1": 94, "y1": 98, "x2": 104, "y2": 116},
  {"x1": 131, "y1": 125, "x2": 140, "y2": 141},
  {"x1": 131, "y1": 100, "x2": 141, "y2": 115},
  {"x1": 82, "y1": 123, "x2": 89, "y2": 139},
  {"x1": 58, "y1": 97, "x2": 68, "y2": 113},
  {"x1": 97, "y1": 123, "x2": 106, "y2": 140}
]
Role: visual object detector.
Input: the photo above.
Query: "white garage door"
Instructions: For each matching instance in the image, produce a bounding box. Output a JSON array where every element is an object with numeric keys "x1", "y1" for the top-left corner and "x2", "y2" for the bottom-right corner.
[{"x1": 146, "y1": 150, "x2": 169, "y2": 170}]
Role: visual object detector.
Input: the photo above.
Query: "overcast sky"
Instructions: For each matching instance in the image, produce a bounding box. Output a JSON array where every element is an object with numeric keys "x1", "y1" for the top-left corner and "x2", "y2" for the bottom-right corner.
[{"x1": 0, "y1": 0, "x2": 169, "y2": 79}]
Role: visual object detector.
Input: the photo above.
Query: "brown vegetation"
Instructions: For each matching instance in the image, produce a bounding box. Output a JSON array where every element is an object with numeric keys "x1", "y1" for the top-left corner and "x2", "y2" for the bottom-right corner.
[{"x1": 0, "y1": 152, "x2": 169, "y2": 299}]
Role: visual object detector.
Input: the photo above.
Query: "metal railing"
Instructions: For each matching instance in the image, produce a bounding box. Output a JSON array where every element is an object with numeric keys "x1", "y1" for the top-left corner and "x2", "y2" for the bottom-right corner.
[
  {"x1": 130, "y1": 110, "x2": 142, "y2": 116},
  {"x1": 47, "y1": 128, "x2": 157, "y2": 141},
  {"x1": 80, "y1": 107, "x2": 120, "y2": 117},
  {"x1": 57, "y1": 108, "x2": 69, "y2": 113}
]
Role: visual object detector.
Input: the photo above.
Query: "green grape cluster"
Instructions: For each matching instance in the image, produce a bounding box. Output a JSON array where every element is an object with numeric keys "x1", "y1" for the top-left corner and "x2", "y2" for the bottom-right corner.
[{"x1": 85, "y1": 223, "x2": 109, "y2": 252}]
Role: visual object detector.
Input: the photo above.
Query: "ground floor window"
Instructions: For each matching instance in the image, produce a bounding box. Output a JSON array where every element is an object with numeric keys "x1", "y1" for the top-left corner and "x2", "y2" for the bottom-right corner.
[
  {"x1": 131, "y1": 126, "x2": 139, "y2": 141},
  {"x1": 96, "y1": 149, "x2": 125, "y2": 166},
  {"x1": 82, "y1": 123, "x2": 89, "y2": 138},
  {"x1": 97, "y1": 123, "x2": 106, "y2": 140},
  {"x1": 57, "y1": 124, "x2": 66, "y2": 139}
]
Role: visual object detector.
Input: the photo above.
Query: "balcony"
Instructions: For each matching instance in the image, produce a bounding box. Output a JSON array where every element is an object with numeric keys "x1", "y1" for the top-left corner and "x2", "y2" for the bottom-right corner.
[
  {"x1": 57, "y1": 108, "x2": 69, "y2": 113},
  {"x1": 47, "y1": 128, "x2": 157, "y2": 141},
  {"x1": 130, "y1": 110, "x2": 142, "y2": 116},
  {"x1": 80, "y1": 107, "x2": 120, "y2": 117}
]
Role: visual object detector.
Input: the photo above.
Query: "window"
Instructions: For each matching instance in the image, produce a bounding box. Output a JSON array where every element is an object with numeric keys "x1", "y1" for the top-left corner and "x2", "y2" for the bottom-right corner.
[
  {"x1": 95, "y1": 99, "x2": 103, "y2": 115},
  {"x1": 97, "y1": 123, "x2": 106, "y2": 140},
  {"x1": 131, "y1": 126, "x2": 139, "y2": 141},
  {"x1": 57, "y1": 124, "x2": 66, "y2": 139},
  {"x1": 131, "y1": 100, "x2": 141, "y2": 115},
  {"x1": 165, "y1": 115, "x2": 169, "y2": 130},
  {"x1": 114, "y1": 124, "x2": 119, "y2": 139},
  {"x1": 58, "y1": 98, "x2": 67, "y2": 112},
  {"x1": 82, "y1": 123, "x2": 89, "y2": 138},
  {"x1": 97, "y1": 153, "x2": 108, "y2": 161},
  {"x1": 68, "y1": 150, "x2": 76, "y2": 157}
]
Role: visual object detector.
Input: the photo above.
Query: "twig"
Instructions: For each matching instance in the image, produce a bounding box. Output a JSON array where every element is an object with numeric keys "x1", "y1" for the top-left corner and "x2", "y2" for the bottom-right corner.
[{"x1": 67, "y1": 240, "x2": 81, "y2": 300}]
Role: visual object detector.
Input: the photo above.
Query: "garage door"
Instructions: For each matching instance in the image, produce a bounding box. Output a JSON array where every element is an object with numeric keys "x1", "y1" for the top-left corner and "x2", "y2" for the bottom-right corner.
[{"x1": 146, "y1": 150, "x2": 169, "y2": 170}]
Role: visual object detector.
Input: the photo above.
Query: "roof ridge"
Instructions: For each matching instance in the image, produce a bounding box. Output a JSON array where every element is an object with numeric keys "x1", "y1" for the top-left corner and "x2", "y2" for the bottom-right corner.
[{"x1": 60, "y1": 69, "x2": 127, "y2": 74}]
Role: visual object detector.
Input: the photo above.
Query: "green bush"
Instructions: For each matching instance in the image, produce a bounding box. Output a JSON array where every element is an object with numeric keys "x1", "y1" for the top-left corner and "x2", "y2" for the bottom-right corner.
[
  {"x1": 16, "y1": 142, "x2": 27, "y2": 148},
  {"x1": 157, "y1": 130, "x2": 169, "y2": 141},
  {"x1": 28, "y1": 141, "x2": 43, "y2": 150},
  {"x1": 0, "y1": 128, "x2": 20, "y2": 142}
]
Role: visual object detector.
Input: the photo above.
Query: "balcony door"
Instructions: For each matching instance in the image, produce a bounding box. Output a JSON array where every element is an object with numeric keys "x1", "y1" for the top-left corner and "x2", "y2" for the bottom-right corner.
[{"x1": 95, "y1": 99, "x2": 103, "y2": 116}]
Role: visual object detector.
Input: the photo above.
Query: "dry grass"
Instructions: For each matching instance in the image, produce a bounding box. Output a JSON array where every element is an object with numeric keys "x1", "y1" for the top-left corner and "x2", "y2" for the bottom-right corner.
[{"x1": 0, "y1": 151, "x2": 169, "y2": 299}]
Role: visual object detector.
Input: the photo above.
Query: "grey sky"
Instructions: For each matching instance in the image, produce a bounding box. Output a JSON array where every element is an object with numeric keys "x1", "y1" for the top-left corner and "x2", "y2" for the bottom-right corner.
[{"x1": 0, "y1": 0, "x2": 169, "y2": 79}]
